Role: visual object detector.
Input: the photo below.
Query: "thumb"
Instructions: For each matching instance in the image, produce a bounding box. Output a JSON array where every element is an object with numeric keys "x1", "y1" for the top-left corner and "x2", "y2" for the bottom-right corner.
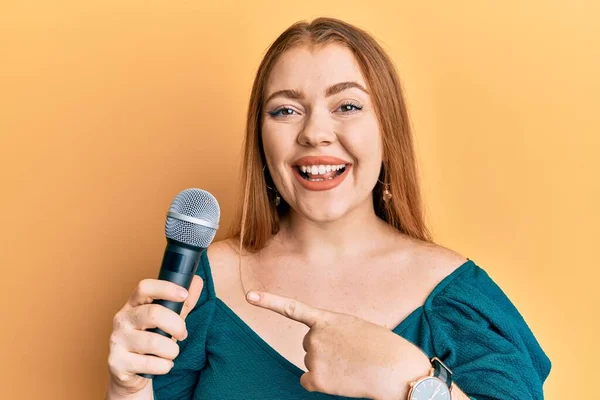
[{"x1": 180, "y1": 274, "x2": 204, "y2": 320}]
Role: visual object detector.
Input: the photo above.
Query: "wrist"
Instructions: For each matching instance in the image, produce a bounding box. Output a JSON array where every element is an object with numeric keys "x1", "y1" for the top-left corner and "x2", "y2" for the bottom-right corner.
[
  {"x1": 373, "y1": 349, "x2": 431, "y2": 400},
  {"x1": 106, "y1": 376, "x2": 151, "y2": 400}
]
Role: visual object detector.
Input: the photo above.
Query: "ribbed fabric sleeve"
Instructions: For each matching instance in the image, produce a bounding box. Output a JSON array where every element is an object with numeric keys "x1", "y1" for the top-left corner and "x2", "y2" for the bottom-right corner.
[
  {"x1": 423, "y1": 264, "x2": 552, "y2": 400},
  {"x1": 152, "y1": 250, "x2": 216, "y2": 400}
]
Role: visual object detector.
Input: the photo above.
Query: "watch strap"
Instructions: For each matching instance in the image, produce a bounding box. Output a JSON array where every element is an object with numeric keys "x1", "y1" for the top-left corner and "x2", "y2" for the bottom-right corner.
[{"x1": 431, "y1": 357, "x2": 453, "y2": 390}]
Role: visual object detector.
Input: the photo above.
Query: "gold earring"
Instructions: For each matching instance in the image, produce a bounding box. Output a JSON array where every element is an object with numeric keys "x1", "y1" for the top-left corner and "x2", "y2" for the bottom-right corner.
[
  {"x1": 263, "y1": 165, "x2": 281, "y2": 206},
  {"x1": 378, "y1": 179, "x2": 392, "y2": 202}
]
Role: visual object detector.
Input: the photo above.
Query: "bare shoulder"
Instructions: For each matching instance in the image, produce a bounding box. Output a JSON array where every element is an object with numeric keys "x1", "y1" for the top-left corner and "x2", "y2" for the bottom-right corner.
[
  {"x1": 204, "y1": 238, "x2": 243, "y2": 298},
  {"x1": 410, "y1": 239, "x2": 469, "y2": 282},
  {"x1": 206, "y1": 238, "x2": 239, "y2": 268}
]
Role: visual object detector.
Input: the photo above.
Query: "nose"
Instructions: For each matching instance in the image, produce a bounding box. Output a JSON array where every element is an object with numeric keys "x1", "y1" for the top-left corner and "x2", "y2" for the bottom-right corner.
[{"x1": 297, "y1": 109, "x2": 337, "y2": 147}]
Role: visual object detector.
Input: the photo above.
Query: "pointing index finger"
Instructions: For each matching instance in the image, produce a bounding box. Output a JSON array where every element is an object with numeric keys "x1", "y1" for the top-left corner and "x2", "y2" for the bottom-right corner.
[{"x1": 246, "y1": 291, "x2": 322, "y2": 327}]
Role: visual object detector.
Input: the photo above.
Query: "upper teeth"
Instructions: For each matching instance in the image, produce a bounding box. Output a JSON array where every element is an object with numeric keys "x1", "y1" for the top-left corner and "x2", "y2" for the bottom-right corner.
[{"x1": 300, "y1": 164, "x2": 346, "y2": 175}]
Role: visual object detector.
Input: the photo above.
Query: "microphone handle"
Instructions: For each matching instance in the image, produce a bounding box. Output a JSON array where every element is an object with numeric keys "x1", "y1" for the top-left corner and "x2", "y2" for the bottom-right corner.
[{"x1": 138, "y1": 241, "x2": 203, "y2": 379}]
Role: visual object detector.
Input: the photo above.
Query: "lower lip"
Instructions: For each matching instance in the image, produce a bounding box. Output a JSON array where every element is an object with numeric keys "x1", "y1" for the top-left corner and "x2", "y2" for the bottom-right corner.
[{"x1": 292, "y1": 165, "x2": 351, "y2": 191}]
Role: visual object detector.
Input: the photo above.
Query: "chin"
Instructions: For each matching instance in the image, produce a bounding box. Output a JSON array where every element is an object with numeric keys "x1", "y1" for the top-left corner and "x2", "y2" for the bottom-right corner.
[{"x1": 295, "y1": 200, "x2": 351, "y2": 223}]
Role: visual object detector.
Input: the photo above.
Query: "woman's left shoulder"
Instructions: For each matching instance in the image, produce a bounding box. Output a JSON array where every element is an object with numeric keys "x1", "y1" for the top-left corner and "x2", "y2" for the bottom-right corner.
[
  {"x1": 411, "y1": 241, "x2": 472, "y2": 289},
  {"x1": 413, "y1": 242, "x2": 506, "y2": 307},
  {"x1": 414, "y1": 242, "x2": 545, "y2": 357},
  {"x1": 411, "y1": 243, "x2": 553, "y2": 397}
]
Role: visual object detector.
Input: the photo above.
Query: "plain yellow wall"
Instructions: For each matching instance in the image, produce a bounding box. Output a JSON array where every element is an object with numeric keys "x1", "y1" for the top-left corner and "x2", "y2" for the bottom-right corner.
[{"x1": 1, "y1": 1, "x2": 597, "y2": 398}]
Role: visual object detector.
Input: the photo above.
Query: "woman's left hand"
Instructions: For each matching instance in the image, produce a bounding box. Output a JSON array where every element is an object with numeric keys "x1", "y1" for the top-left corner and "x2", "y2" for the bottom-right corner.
[{"x1": 246, "y1": 290, "x2": 430, "y2": 400}]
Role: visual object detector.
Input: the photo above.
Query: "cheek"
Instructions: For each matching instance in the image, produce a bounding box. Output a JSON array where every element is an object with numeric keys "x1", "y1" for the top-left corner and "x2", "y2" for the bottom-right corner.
[
  {"x1": 261, "y1": 126, "x2": 280, "y2": 160},
  {"x1": 261, "y1": 124, "x2": 298, "y2": 189},
  {"x1": 261, "y1": 124, "x2": 295, "y2": 166},
  {"x1": 338, "y1": 118, "x2": 383, "y2": 193},
  {"x1": 339, "y1": 117, "x2": 383, "y2": 167}
]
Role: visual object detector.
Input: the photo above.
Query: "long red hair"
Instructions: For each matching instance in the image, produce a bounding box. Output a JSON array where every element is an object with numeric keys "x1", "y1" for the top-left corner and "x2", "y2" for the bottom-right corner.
[{"x1": 228, "y1": 17, "x2": 433, "y2": 252}]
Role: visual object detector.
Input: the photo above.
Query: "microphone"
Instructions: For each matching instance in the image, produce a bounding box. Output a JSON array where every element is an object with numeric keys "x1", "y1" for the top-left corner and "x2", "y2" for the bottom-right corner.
[{"x1": 138, "y1": 188, "x2": 220, "y2": 379}]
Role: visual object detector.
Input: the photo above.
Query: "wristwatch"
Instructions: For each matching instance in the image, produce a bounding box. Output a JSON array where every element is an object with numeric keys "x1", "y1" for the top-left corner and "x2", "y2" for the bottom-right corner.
[{"x1": 406, "y1": 356, "x2": 453, "y2": 400}]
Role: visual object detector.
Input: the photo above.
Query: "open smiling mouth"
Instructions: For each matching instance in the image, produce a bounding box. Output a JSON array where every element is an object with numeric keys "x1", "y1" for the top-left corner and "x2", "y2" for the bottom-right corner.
[{"x1": 296, "y1": 164, "x2": 347, "y2": 182}]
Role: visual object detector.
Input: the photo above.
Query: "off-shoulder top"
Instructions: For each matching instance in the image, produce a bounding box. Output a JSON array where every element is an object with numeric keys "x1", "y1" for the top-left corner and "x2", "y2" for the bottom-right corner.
[{"x1": 153, "y1": 251, "x2": 551, "y2": 399}]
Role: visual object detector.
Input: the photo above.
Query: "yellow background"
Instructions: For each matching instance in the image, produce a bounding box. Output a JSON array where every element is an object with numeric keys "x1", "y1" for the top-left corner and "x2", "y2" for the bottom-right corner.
[{"x1": 1, "y1": 1, "x2": 597, "y2": 398}]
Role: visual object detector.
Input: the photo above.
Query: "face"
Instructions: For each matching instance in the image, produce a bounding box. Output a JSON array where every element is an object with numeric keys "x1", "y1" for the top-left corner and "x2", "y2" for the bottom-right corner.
[{"x1": 261, "y1": 43, "x2": 383, "y2": 222}]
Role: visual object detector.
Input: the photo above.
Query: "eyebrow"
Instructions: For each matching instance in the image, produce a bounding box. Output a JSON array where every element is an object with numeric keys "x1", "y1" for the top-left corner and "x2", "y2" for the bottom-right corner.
[{"x1": 264, "y1": 81, "x2": 369, "y2": 104}]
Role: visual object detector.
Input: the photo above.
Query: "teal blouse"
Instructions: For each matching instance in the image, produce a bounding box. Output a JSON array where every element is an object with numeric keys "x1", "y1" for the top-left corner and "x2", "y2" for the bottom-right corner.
[{"x1": 153, "y1": 251, "x2": 551, "y2": 399}]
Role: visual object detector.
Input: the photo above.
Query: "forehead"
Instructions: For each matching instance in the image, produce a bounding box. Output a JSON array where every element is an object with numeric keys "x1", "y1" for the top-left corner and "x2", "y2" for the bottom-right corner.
[{"x1": 265, "y1": 43, "x2": 367, "y2": 93}]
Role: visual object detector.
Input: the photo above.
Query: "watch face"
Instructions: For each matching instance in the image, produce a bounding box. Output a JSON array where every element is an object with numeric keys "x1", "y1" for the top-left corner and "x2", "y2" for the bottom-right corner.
[{"x1": 409, "y1": 377, "x2": 451, "y2": 400}]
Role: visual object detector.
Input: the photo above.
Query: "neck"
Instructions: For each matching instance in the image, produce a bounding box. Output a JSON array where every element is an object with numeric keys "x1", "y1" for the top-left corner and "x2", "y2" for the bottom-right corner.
[{"x1": 275, "y1": 196, "x2": 394, "y2": 263}]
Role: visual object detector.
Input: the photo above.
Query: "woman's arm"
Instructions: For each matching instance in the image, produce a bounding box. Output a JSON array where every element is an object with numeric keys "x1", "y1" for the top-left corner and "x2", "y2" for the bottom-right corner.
[
  {"x1": 373, "y1": 344, "x2": 471, "y2": 400},
  {"x1": 105, "y1": 378, "x2": 154, "y2": 400},
  {"x1": 450, "y1": 383, "x2": 472, "y2": 400}
]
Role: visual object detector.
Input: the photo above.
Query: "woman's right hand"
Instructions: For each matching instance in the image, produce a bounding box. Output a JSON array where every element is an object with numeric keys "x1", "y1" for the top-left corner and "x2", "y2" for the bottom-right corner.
[{"x1": 106, "y1": 275, "x2": 204, "y2": 397}]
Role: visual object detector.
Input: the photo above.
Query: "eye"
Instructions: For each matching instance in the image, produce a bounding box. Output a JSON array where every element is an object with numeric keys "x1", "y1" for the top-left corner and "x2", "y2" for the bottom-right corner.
[
  {"x1": 268, "y1": 107, "x2": 298, "y2": 118},
  {"x1": 337, "y1": 102, "x2": 362, "y2": 113}
]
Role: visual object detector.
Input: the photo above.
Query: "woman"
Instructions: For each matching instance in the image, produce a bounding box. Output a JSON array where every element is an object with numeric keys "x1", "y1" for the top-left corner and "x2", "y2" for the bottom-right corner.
[{"x1": 106, "y1": 17, "x2": 551, "y2": 400}]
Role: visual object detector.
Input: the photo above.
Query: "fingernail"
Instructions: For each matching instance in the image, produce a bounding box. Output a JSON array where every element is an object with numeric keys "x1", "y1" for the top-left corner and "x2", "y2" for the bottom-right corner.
[
  {"x1": 179, "y1": 289, "x2": 188, "y2": 299},
  {"x1": 247, "y1": 291, "x2": 260, "y2": 302},
  {"x1": 183, "y1": 330, "x2": 188, "y2": 339}
]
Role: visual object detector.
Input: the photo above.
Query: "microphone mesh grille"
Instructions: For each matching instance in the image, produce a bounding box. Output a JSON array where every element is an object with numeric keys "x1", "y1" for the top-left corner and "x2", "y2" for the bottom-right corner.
[{"x1": 165, "y1": 188, "x2": 220, "y2": 248}]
